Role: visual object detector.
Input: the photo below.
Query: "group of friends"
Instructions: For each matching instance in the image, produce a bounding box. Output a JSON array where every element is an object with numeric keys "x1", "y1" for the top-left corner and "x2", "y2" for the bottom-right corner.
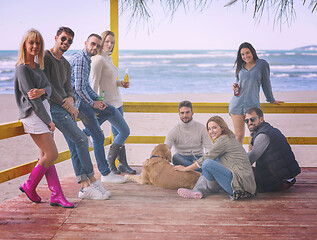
[
  {"x1": 14, "y1": 26, "x2": 301, "y2": 208},
  {"x1": 167, "y1": 101, "x2": 300, "y2": 200},
  {"x1": 15, "y1": 27, "x2": 136, "y2": 208}
]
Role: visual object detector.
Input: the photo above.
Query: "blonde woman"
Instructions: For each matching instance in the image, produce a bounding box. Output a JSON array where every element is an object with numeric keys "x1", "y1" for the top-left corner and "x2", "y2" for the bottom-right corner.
[
  {"x1": 15, "y1": 29, "x2": 73, "y2": 208},
  {"x1": 175, "y1": 116, "x2": 256, "y2": 200},
  {"x1": 90, "y1": 30, "x2": 135, "y2": 174}
]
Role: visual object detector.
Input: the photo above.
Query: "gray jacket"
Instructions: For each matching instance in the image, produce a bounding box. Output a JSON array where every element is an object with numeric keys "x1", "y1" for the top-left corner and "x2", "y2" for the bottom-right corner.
[{"x1": 14, "y1": 64, "x2": 52, "y2": 125}]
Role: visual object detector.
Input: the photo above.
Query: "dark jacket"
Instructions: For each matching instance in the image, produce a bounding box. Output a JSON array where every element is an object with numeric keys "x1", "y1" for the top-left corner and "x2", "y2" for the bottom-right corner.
[{"x1": 251, "y1": 122, "x2": 301, "y2": 192}]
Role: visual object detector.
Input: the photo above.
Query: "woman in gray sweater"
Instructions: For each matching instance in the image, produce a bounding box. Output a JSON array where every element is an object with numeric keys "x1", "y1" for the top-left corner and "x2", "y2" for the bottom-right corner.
[
  {"x1": 229, "y1": 42, "x2": 283, "y2": 144},
  {"x1": 15, "y1": 29, "x2": 73, "y2": 208},
  {"x1": 175, "y1": 116, "x2": 256, "y2": 200}
]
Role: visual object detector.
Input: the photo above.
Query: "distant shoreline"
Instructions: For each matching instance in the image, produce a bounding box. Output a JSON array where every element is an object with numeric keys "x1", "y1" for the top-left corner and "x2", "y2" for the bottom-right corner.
[{"x1": 1, "y1": 47, "x2": 317, "y2": 51}]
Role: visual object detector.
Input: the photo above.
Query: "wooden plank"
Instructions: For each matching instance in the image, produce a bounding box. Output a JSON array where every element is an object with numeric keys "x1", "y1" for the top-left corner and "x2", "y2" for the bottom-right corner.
[
  {"x1": 0, "y1": 136, "x2": 112, "y2": 183},
  {"x1": 0, "y1": 167, "x2": 316, "y2": 239},
  {"x1": 122, "y1": 102, "x2": 317, "y2": 113},
  {"x1": 0, "y1": 121, "x2": 25, "y2": 140},
  {"x1": 0, "y1": 134, "x2": 316, "y2": 184},
  {"x1": 1, "y1": 102, "x2": 316, "y2": 139},
  {"x1": 125, "y1": 136, "x2": 317, "y2": 145}
]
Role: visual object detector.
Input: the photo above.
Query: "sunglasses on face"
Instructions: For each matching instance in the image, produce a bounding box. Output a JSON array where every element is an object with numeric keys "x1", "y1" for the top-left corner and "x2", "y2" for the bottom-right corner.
[
  {"x1": 244, "y1": 117, "x2": 258, "y2": 124},
  {"x1": 61, "y1": 36, "x2": 73, "y2": 45}
]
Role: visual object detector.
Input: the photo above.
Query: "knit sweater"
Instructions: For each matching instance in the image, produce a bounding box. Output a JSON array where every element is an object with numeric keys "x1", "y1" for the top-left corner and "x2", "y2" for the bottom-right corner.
[
  {"x1": 164, "y1": 120, "x2": 212, "y2": 156},
  {"x1": 90, "y1": 50, "x2": 123, "y2": 108},
  {"x1": 43, "y1": 50, "x2": 74, "y2": 106},
  {"x1": 14, "y1": 64, "x2": 52, "y2": 125},
  {"x1": 197, "y1": 134, "x2": 256, "y2": 194},
  {"x1": 229, "y1": 59, "x2": 275, "y2": 115}
]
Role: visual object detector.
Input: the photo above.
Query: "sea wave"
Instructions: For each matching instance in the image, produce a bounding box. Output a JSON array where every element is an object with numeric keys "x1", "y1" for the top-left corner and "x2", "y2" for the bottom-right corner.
[
  {"x1": 301, "y1": 53, "x2": 317, "y2": 56},
  {"x1": 0, "y1": 60, "x2": 16, "y2": 67},
  {"x1": 301, "y1": 73, "x2": 317, "y2": 78},
  {"x1": 0, "y1": 77, "x2": 12, "y2": 81},
  {"x1": 273, "y1": 73, "x2": 290, "y2": 77},
  {"x1": 129, "y1": 61, "x2": 153, "y2": 66},
  {"x1": 195, "y1": 63, "x2": 233, "y2": 68},
  {"x1": 0, "y1": 69, "x2": 13, "y2": 74},
  {"x1": 176, "y1": 64, "x2": 190, "y2": 67},
  {"x1": 270, "y1": 65, "x2": 296, "y2": 70},
  {"x1": 297, "y1": 65, "x2": 317, "y2": 69},
  {"x1": 270, "y1": 65, "x2": 317, "y2": 71},
  {"x1": 0, "y1": 86, "x2": 14, "y2": 92},
  {"x1": 120, "y1": 52, "x2": 236, "y2": 60},
  {"x1": 285, "y1": 52, "x2": 296, "y2": 55}
]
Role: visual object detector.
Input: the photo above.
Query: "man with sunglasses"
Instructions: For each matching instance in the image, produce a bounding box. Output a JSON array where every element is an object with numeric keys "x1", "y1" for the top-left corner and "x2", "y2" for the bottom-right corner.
[
  {"x1": 44, "y1": 27, "x2": 112, "y2": 200},
  {"x1": 245, "y1": 107, "x2": 301, "y2": 193}
]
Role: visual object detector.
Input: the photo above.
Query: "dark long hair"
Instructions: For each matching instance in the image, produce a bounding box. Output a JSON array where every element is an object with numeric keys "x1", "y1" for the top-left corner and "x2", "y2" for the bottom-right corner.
[{"x1": 234, "y1": 42, "x2": 259, "y2": 79}]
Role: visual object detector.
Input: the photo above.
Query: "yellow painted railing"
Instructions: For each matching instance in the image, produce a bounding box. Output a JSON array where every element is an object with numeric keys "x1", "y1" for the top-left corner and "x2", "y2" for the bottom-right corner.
[{"x1": 0, "y1": 102, "x2": 317, "y2": 183}]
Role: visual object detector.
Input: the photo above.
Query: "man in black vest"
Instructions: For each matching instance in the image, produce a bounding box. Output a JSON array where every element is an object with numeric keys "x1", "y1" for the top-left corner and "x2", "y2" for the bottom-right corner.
[{"x1": 245, "y1": 107, "x2": 301, "y2": 193}]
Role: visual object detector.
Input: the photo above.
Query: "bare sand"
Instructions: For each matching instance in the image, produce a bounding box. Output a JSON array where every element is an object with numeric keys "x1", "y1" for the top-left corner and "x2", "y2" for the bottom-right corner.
[{"x1": 0, "y1": 91, "x2": 316, "y2": 203}]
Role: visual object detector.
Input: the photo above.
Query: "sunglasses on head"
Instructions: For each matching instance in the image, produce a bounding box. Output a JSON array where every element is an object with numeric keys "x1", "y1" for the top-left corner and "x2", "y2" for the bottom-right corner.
[
  {"x1": 244, "y1": 117, "x2": 258, "y2": 124},
  {"x1": 61, "y1": 36, "x2": 73, "y2": 45}
]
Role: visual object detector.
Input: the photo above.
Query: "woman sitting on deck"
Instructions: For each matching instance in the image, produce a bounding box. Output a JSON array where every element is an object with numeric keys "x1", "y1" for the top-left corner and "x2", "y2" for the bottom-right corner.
[{"x1": 175, "y1": 116, "x2": 256, "y2": 200}]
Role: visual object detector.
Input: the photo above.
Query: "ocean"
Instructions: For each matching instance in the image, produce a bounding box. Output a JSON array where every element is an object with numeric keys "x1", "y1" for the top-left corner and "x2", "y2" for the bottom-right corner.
[{"x1": 1, "y1": 49, "x2": 316, "y2": 95}]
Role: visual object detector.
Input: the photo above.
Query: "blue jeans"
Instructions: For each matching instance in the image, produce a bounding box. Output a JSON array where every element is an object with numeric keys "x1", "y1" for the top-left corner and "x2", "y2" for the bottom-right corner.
[
  {"x1": 111, "y1": 105, "x2": 123, "y2": 141},
  {"x1": 97, "y1": 104, "x2": 130, "y2": 146},
  {"x1": 172, "y1": 153, "x2": 202, "y2": 172},
  {"x1": 202, "y1": 159, "x2": 233, "y2": 195},
  {"x1": 78, "y1": 101, "x2": 129, "y2": 176},
  {"x1": 50, "y1": 105, "x2": 94, "y2": 183}
]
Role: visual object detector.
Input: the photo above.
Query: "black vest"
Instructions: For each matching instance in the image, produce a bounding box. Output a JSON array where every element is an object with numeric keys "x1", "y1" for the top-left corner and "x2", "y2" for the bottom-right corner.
[{"x1": 251, "y1": 122, "x2": 301, "y2": 192}]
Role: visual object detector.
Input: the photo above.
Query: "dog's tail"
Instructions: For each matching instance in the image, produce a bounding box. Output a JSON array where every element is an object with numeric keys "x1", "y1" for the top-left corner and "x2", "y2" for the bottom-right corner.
[{"x1": 125, "y1": 174, "x2": 143, "y2": 184}]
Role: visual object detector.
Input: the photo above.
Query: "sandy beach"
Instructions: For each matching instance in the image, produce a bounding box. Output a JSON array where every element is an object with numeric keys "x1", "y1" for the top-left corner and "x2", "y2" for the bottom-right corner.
[{"x1": 0, "y1": 91, "x2": 316, "y2": 203}]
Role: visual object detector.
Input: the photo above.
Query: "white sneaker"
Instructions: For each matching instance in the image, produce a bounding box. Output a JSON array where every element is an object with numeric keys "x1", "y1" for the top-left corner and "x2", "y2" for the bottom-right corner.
[
  {"x1": 78, "y1": 185, "x2": 109, "y2": 200},
  {"x1": 91, "y1": 180, "x2": 111, "y2": 198},
  {"x1": 101, "y1": 172, "x2": 127, "y2": 183}
]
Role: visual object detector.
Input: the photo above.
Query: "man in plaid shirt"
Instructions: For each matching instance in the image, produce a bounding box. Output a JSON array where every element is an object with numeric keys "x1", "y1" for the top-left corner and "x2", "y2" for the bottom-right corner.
[{"x1": 69, "y1": 34, "x2": 129, "y2": 186}]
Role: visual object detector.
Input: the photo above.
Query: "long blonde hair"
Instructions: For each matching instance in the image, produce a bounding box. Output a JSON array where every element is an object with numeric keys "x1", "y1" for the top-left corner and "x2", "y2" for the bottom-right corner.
[
  {"x1": 206, "y1": 116, "x2": 234, "y2": 139},
  {"x1": 99, "y1": 30, "x2": 115, "y2": 54},
  {"x1": 16, "y1": 29, "x2": 44, "y2": 69}
]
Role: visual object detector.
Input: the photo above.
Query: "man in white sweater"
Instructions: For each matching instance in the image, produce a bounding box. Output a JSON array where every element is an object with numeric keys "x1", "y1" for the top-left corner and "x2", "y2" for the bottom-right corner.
[{"x1": 164, "y1": 101, "x2": 212, "y2": 171}]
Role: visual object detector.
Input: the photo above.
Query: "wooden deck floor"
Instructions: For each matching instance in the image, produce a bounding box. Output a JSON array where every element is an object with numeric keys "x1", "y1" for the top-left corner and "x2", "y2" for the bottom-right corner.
[{"x1": 0, "y1": 166, "x2": 316, "y2": 240}]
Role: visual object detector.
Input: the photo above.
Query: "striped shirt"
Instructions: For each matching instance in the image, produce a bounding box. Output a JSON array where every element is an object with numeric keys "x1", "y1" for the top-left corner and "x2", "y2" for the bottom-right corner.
[{"x1": 69, "y1": 50, "x2": 99, "y2": 109}]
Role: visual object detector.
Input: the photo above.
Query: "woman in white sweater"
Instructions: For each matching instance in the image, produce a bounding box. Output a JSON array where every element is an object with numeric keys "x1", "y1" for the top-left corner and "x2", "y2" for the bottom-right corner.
[{"x1": 90, "y1": 30, "x2": 136, "y2": 174}]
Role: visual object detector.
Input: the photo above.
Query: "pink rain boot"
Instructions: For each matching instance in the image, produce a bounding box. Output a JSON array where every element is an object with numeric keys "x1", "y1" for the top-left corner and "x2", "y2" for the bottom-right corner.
[
  {"x1": 45, "y1": 165, "x2": 74, "y2": 208},
  {"x1": 19, "y1": 163, "x2": 48, "y2": 203}
]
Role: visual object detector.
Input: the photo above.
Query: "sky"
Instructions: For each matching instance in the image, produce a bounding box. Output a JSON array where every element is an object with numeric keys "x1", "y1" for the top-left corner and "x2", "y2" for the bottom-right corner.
[{"x1": 0, "y1": 0, "x2": 316, "y2": 50}]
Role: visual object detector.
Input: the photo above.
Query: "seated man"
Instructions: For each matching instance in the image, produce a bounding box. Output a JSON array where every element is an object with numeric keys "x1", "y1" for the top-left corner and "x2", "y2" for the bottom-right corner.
[
  {"x1": 164, "y1": 100, "x2": 212, "y2": 170},
  {"x1": 245, "y1": 107, "x2": 301, "y2": 193}
]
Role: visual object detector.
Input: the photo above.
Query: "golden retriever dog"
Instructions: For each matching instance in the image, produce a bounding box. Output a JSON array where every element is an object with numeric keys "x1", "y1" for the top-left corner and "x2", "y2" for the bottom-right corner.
[{"x1": 126, "y1": 144, "x2": 200, "y2": 190}]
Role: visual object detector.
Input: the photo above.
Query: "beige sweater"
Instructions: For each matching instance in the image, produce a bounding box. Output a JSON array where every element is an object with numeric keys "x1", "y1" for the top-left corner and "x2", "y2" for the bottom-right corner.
[
  {"x1": 197, "y1": 134, "x2": 256, "y2": 194},
  {"x1": 90, "y1": 50, "x2": 123, "y2": 108},
  {"x1": 164, "y1": 120, "x2": 212, "y2": 156}
]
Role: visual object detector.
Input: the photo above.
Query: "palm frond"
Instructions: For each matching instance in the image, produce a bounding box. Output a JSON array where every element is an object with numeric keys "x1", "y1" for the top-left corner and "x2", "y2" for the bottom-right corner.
[{"x1": 117, "y1": 0, "x2": 316, "y2": 29}]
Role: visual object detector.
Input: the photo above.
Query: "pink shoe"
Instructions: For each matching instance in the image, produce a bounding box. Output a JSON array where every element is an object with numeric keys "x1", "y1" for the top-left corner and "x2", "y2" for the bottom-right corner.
[
  {"x1": 178, "y1": 188, "x2": 203, "y2": 199},
  {"x1": 45, "y1": 165, "x2": 74, "y2": 208},
  {"x1": 19, "y1": 163, "x2": 48, "y2": 203}
]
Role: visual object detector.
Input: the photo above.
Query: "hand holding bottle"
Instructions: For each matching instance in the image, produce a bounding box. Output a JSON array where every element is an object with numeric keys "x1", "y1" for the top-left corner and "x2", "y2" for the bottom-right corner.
[{"x1": 233, "y1": 83, "x2": 240, "y2": 96}]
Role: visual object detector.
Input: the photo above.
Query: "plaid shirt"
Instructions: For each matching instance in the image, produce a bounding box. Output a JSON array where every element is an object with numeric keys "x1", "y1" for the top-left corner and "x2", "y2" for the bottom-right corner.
[{"x1": 69, "y1": 50, "x2": 99, "y2": 109}]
